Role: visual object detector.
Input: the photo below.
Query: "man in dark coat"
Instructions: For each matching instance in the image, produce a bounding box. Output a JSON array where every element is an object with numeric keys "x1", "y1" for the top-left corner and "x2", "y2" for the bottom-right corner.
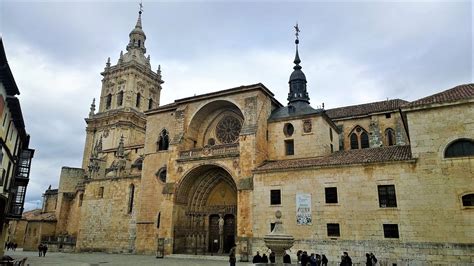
[
  {"x1": 252, "y1": 251, "x2": 262, "y2": 263},
  {"x1": 283, "y1": 251, "x2": 291, "y2": 264},
  {"x1": 38, "y1": 244, "x2": 43, "y2": 257}
]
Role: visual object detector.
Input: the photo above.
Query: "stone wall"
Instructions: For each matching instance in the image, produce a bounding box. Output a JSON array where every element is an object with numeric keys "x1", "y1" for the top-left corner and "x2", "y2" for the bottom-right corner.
[{"x1": 76, "y1": 177, "x2": 140, "y2": 253}]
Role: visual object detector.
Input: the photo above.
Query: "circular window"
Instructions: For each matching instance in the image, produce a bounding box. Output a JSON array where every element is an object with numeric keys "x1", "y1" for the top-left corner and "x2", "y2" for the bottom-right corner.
[
  {"x1": 216, "y1": 116, "x2": 242, "y2": 144},
  {"x1": 156, "y1": 167, "x2": 167, "y2": 183},
  {"x1": 283, "y1": 123, "x2": 294, "y2": 137}
]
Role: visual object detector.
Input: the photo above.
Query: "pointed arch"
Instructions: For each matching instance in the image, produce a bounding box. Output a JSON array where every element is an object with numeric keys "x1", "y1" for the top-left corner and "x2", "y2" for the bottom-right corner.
[
  {"x1": 157, "y1": 129, "x2": 169, "y2": 151},
  {"x1": 117, "y1": 91, "x2": 124, "y2": 106},
  {"x1": 349, "y1": 125, "x2": 369, "y2": 149},
  {"x1": 385, "y1": 128, "x2": 395, "y2": 146}
]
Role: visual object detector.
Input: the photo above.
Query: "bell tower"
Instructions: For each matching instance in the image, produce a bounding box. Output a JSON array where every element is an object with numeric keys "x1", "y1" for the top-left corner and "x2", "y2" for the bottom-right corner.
[{"x1": 81, "y1": 8, "x2": 163, "y2": 173}]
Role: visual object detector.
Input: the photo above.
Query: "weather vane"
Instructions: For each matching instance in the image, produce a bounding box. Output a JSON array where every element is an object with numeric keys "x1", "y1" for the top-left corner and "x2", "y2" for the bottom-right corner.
[
  {"x1": 294, "y1": 23, "x2": 300, "y2": 41},
  {"x1": 139, "y1": 1, "x2": 143, "y2": 13}
]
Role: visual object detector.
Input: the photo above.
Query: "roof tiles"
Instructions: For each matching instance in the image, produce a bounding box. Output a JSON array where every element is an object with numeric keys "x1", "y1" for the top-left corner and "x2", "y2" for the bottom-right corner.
[
  {"x1": 326, "y1": 99, "x2": 408, "y2": 120},
  {"x1": 405, "y1": 83, "x2": 474, "y2": 108},
  {"x1": 255, "y1": 145, "x2": 413, "y2": 172}
]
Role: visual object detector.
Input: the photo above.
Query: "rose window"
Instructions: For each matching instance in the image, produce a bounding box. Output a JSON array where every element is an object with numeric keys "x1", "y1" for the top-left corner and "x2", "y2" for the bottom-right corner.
[{"x1": 216, "y1": 116, "x2": 242, "y2": 144}]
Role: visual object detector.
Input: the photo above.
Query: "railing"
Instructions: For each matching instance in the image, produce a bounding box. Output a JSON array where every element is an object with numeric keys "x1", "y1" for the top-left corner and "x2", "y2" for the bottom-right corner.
[{"x1": 178, "y1": 143, "x2": 239, "y2": 160}]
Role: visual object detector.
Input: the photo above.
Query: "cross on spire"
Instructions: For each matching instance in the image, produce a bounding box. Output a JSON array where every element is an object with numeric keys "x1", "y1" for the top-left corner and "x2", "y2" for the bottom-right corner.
[
  {"x1": 294, "y1": 23, "x2": 300, "y2": 41},
  {"x1": 139, "y1": 1, "x2": 143, "y2": 14}
]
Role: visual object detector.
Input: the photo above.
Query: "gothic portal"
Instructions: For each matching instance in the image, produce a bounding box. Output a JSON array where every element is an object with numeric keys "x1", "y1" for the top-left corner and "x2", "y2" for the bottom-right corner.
[{"x1": 173, "y1": 165, "x2": 237, "y2": 254}]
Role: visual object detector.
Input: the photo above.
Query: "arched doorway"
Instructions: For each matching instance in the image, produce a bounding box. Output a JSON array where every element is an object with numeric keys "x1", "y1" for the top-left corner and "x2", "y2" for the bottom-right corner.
[{"x1": 173, "y1": 165, "x2": 237, "y2": 255}]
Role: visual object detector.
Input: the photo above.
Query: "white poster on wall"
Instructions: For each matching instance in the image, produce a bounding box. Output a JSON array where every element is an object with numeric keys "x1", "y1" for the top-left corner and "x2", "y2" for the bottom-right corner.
[{"x1": 296, "y1": 193, "x2": 312, "y2": 225}]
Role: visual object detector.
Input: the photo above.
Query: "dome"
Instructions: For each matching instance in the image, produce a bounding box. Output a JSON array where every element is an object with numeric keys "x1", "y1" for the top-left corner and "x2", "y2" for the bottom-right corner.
[{"x1": 289, "y1": 69, "x2": 307, "y2": 82}]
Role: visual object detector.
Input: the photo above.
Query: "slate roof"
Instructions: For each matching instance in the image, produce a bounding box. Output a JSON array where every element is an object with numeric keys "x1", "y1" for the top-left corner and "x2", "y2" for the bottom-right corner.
[
  {"x1": 22, "y1": 209, "x2": 57, "y2": 222},
  {"x1": 255, "y1": 145, "x2": 413, "y2": 172},
  {"x1": 326, "y1": 99, "x2": 408, "y2": 120},
  {"x1": 269, "y1": 101, "x2": 323, "y2": 121},
  {"x1": 405, "y1": 83, "x2": 474, "y2": 108}
]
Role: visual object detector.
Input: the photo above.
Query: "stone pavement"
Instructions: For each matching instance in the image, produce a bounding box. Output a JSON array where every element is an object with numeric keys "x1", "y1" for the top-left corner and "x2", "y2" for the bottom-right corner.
[{"x1": 4, "y1": 250, "x2": 253, "y2": 266}]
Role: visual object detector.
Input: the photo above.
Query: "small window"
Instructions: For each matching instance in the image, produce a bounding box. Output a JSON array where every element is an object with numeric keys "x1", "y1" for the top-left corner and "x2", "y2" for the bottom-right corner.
[
  {"x1": 148, "y1": 99, "x2": 153, "y2": 110},
  {"x1": 445, "y1": 139, "x2": 474, "y2": 158},
  {"x1": 350, "y1": 133, "x2": 358, "y2": 149},
  {"x1": 462, "y1": 194, "x2": 474, "y2": 207},
  {"x1": 283, "y1": 123, "x2": 294, "y2": 137},
  {"x1": 385, "y1": 113, "x2": 391, "y2": 119},
  {"x1": 330, "y1": 144, "x2": 334, "y2": 153},
  {"x1": 360, "y1": 132, "x2": 369, "y2": 149},
  {"x1": 79, "y1": 193, "x2": 83, "y2": 207},
  {"x1": 270, "y1": 223, "x2": 276, "y2": 232},
  {"x1": 270, "y1": 190, "x2": 281, "y2": 205},
  {"x1": 385, "y1": 128, "x2": 395, "y2": 146},
  {"x1": 157, "y1": 129, "x2": 169, "y2": 151},
  {"x1": 285, "y1": 140, "x2": 294, "y2": 156},
  {"x1": 325, "y1": 187, "x2": 338, "y2": 203},
  {"x1": 327, "y1": 223, "x2": 340, "y2": 237},
  {"x1": 378, "y1": 185, "x2": 397, "y2": 208},
  {"x1": 128, "y1": 184, "x2": 135, "y2": 213},
  {"x1": 383, "y1": 224, "x2": 399, "y2": 238},
  {"x1": 330, "y1": 128, "x2": 333, "y2": 142},
  {"x1": 136, "y1": 93, "x2": 141, "y2": 108},
  {"x1": 156, "y1": 167, "x2": 167, "y2": 183},
  {"x1": 98, "y1": 187, "x2": 104, "y2": 198},
  {"x1": 106, "y1": 94, "x2": 112, "y2": 109},
  {"x1": 157, "y1": 212, "x2": 161, "y2": 228},
  {"x1": 138, "y1": 40, "x2": 141, "y2": 47},
  {"x1": 117, "y1": 91, "x2": 124, "y2": 106}
]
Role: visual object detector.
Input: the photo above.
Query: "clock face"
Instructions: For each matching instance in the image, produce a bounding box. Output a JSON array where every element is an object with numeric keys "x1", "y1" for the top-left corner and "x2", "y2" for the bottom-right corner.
[{"x1": 216, "y1": 116, "x2": 242, "y2": 144}]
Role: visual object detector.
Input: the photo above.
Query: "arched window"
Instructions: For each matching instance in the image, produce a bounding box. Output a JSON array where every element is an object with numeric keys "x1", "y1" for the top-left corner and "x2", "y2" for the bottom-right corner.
[
  {"x1": 106, "y1": 94, "x2": 112, "y2": 109},
  {"x1": 136, "y1": 93, "x2": 141, "y2": 108},
  {"x1": 385, "y1": 128, "x2": 395, "y2": 146},
  {"x1": 128, "y1": 184, "x2": 135, "y2": 214},
  {"x1": 445, "y1": 139, "x2": 474, "y2": 158},
  {"x1": 462, "y1": 194, "x2": 474, "y2": 207},
  {"x1": 117, "y1": 91, "x2": 124, "y2": 106},
  {"x1": 360, "y1": 132, "x2": 369, "y2": 149},
  {"x1": 349, "y1": 126, "x2": 369, "y2": 149},
  {"x1": 138, "y1": 40, "x2": 141, "y2": 47},
  {"x1": 350, "y1": 133, "x2": 358, "y2": 149},
  {"x1": 157, "y1": 129, "x2": 169, "y2": 151}
]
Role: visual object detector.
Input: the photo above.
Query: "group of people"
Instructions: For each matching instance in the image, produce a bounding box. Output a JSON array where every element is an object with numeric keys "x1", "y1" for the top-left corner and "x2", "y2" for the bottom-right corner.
[
  {"x1": 251, "y1": 251, "x2": 277, "y2": 264},
  {"x1": 365, "y1": 252, "x2": 378, "y2": 266},
  {"x1": 235, "y1": 249, "x2": 378, "y2": 265},
  {"x1": 4, "y1": 242, "x2": 17, "y2": 251},
  {"x1": 297, "y1": 250, "x2": 329, "y2": 266},
  {"x1": 37, "y1": 244, "x2": 48, "y2": 257}
]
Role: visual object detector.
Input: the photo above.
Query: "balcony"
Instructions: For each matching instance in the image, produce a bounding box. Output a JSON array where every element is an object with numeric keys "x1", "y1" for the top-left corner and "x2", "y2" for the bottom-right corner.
[{"x1": 178, "y1": 143, "x2": 239, "y2": 161}]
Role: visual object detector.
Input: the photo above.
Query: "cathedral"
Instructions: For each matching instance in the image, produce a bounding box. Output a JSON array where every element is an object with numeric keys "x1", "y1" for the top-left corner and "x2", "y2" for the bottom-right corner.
[{"x1": 9, "y1": 10, "x2": 473, "y2": 265}]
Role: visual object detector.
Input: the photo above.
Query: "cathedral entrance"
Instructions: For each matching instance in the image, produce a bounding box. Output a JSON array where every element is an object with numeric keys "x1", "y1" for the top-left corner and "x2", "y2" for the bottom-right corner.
[{"x1": 173, "y1": 165, "x2": 237, "y2": 255}]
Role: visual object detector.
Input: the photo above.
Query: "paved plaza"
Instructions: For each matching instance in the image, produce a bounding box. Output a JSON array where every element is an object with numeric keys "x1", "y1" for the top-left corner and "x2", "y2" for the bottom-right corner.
[{"x1": 4, "y1": 250, "x2": 252, "y2": 266}]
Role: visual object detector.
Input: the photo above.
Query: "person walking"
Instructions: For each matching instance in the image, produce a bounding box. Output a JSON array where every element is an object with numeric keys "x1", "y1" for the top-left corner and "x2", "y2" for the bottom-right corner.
[
  {"x1": 252, "y1": 251, "x2": 262, "y2": 263},
  {"x1": 370, "y1": 253, "x2": 378, "y2": 266},
  {"x1": 283, "y1": 250, "x2": 291, "y2": 264},
  {"x1": 309, "y1": 253, "x2": 317, "y2": 266},
  {"x1": 269, "y1": 251, "x2": 276, "y2": 263},
  {"x1": 340, "y1": 252, "x2": 352, "y2": 266},
  {"x1": 228, "y1": 246, "x2": 236, "y2": 266},
  {"x1": 42, "y1": 244, "x2": 48, "y2": 257},
  {"x1": 366, "y1": 253, "x2": 373, "y2": 266},
  {"x1": 321, "y1": 254, "x2": 328, "y2": 266},
  {"x1": 38, "y1": 244, "x2": 43, "y2": 257}
]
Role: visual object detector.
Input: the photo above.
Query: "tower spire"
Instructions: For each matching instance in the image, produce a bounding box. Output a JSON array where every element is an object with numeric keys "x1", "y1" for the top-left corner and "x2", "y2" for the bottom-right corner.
[
  {"x1": 127, "y1": 2, "x2": 147, "y2": 53},
  {"x1": 287, "y1": 23, "x2": 310, "y2": 105}
]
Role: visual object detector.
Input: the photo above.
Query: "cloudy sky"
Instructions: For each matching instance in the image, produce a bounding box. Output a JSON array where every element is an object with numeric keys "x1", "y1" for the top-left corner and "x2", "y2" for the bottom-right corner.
[{"x1": 0, "y1": 1, "x2": 472, "y2": 210}]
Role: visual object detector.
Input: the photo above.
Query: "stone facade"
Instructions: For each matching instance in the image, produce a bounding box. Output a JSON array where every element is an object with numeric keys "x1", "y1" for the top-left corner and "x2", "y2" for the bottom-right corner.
[{"x1": 11, "y1": 11, "x2": 473, "y2": 265}]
